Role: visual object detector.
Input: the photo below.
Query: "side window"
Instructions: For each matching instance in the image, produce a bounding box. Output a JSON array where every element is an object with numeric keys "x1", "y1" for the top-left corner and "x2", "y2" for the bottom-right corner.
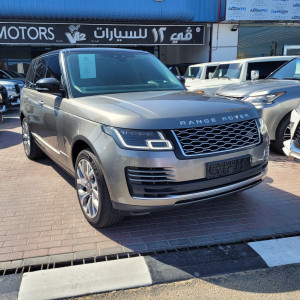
[
  {"x1": 33, "y1": 57, "x2": 47, "y2": 84},
  {"x1": 45, "y1": 55, "x2": 62, "y2": 85},
  {"x1": 25, "y1": 61, "x2": 36, "y2": 88},
  {"x1": 246, "y1": 61, "x2": 289, "y2": 80},
  {"x1": 205, "y1": 66, "x2": 217, "y2": 79}
]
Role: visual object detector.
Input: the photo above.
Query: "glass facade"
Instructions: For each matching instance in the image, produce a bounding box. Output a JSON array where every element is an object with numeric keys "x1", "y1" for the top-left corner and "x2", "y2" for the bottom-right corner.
[
  {"x1": 238, "y1": 25, "x2": 300, "y2": 58},
  {"x1": 0, "y1": 45, "x2": 156, "y2": 75}
]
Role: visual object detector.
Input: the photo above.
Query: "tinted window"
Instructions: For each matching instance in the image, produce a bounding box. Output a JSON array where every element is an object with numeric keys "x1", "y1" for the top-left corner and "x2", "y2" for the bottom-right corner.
[
  {"x1": 0, "y1": 70, "x2": 10, "y2": 79},
  {"x1": 213, "y1": 63, "x2": 242, "y2": 79},
  {"x1": 65, "y1": 51, "x2": 184, "y2": 98},
  {"x1": 33, "y1": 58, "x2": 47, "y2": 84},
  {"x1": 184, "y1": 67, "x2": 202, "y2": 78},
  {"x1": 25, "y1": 61, "x2": 36, "y2": 88},
  {"x1": 45, "y1": 55, "x2": 62, "y2": 84},
  {"x1": 269, "y1": 58, "x2": 300, "y2": 80},
  {"x1": 246, "y1": 60, "x2": 288, "y2": 80},
  {"x1": 205, "y1": 66, "x2": 217, "y2": 79}
]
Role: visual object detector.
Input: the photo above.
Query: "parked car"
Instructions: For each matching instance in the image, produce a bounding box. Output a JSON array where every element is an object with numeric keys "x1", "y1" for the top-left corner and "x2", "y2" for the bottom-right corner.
[
  {"x1": 167, "y1": 63, "x2": 192, "y2": 76},
  {"x1": 283, "y1": 103, "x2": 300, "y2": 159},
  {"x1": 0, "y1": 73, "x2": 24, "y2": 110},
  {"x1": 216, "y1": 57, "x2": 300, "y2": 154},
  {"x1": 184, "y1": 62, "x2": 220, "y2": 87},
  {"x1": 0, "y1": 84, "x2": 8, "y2": 111},
  {"x1": 186, "y1": 56, "x2": 296, "y2": 94},
  {"x1": 0, "y1": 70, "x2": 26, "y2": 83},
  {"x1": 20, "y1": 48, "x2": 269, "y2": 227}
]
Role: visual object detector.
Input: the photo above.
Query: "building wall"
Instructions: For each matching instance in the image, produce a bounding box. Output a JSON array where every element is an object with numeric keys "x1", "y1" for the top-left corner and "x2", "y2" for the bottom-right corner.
[
  {"x1": 211, "y1": 24, "x2": 239, "y2": 62},
  {"x1": 0, "y1": 0, "x2": 225, "y2": 23}
]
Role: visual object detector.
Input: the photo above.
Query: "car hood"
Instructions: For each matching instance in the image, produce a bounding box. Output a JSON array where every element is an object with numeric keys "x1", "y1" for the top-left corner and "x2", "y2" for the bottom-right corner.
[
  {"x1": 0, "y1": 79, "x2": 24, "y2": 85},
  {"x1": 65, "y1": 90, "x2": 258, "y2": 130},
  {"x1": 186, "y1": 78, "x2": 240, "y2": 91},
  {"x1": 217, "y1": 79, "x2": 300, "y2": 98}
]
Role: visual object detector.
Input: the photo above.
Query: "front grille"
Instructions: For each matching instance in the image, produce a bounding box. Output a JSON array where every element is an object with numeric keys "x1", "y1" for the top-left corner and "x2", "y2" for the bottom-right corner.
[
  {"x1": 293, "y1": 122, "x2": 300, "y2": 148},
  {"x1": 15, "y1": 84, "x2": 20, "y2": 93},
  {"x1": 173, "y1": 119, "x2": 260, "y2": 157}
]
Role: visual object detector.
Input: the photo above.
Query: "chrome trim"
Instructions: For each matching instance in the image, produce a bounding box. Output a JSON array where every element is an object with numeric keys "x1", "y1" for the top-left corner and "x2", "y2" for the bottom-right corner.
[
  {"x1": 171, "y1": 119, "x2": 261, "y2": 158},
  {"x1": 132, "y1": 167, "x2": 268, "y2": 201},
  {"x1": 32, "y1": 132, "x2": 60, "y2": 155}
]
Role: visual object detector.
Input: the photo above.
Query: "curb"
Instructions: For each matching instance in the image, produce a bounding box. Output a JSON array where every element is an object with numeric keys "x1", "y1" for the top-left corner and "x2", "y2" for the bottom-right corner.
[{"x1": 1, "y1": 236, "x2": 300, "y2": 300}]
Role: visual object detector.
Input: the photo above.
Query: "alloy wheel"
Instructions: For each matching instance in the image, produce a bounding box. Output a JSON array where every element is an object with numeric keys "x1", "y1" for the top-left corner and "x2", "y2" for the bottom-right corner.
[
  {"x1": 283, "y1": 123, "x2": 291, "y2": 141},
  {"x1": 76, "y1": 158, "x2": 99, "y2": 219},
  {"x1": 22, "y1": 120, "x2": 31, "y2": 156}
]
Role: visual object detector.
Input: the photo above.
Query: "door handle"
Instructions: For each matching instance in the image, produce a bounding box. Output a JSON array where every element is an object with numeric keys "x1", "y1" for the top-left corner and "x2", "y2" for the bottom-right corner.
[{"x1": 38, "y1": 100, "x2": 44, "y2": 106}]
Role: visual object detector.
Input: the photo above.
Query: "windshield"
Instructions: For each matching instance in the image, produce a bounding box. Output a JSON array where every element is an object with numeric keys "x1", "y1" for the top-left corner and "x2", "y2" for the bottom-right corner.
[
  {"x1": 184, "y1": 66, "x2": 202, "y2": 79},
  {"x1": 65, "y1": 51, "x2": 184, "y2": 98},
  {"x1": 268, "y1": 58, "x2": 300, "y2": 80},
  {"x1": 213, "y1": 63, "x2": 242, "y2": 79}
]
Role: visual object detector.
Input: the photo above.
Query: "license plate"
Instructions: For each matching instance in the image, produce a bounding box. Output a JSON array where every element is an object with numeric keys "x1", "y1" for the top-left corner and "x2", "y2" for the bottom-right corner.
[{"x1": 206, "y1": 156, "x2": 251, "y2": 179}]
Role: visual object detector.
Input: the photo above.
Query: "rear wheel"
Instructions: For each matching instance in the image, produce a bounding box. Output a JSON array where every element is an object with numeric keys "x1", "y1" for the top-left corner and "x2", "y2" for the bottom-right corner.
[
  {"x1": 75, "y1": 149, "x2": 123, "y2": 228},
  {"x1": 272, "y1": 114, "x2": 291, "y2": 155},
  {"x1": 21, "y1": 118, "x2": 45, "y2": 160}
]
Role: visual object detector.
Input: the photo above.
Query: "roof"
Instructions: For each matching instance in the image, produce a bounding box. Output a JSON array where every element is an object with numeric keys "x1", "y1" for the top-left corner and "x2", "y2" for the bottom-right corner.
[
  {"x1": 35, "y1": 47, "x2": 149, "y2": 58},
  {"x1": 221, "y1": 56, "x2": 298, "y2": 64},
  {"x1": 188, "y1": 62, "x2": 222, "y2": 68}
]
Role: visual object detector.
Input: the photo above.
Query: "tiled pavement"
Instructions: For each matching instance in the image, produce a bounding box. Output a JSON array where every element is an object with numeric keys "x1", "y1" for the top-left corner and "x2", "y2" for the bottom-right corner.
[{"x1": 0, "y1": 109, "x2": 299, "y2": 269}]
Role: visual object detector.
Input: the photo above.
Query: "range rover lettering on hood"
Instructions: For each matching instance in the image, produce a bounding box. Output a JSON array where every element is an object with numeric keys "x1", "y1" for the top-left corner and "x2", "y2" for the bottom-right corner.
[{"x1": 179, "y1": 113, "x2": 251, "y2": 127}]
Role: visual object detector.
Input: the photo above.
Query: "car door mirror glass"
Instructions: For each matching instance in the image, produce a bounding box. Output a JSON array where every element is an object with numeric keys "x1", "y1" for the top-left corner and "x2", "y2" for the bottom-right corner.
[{"x1": 251, "y1": 70, "x2": 260, "y2": 81}]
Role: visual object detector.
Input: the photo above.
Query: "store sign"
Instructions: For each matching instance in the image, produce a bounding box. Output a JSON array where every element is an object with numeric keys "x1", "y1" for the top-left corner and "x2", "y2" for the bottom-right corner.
[
  {"x1": 226, "y1": 0, "x2": 300, "y2": 21},
  {"x1": 0, "y1": 23, "x2": 205, "y2": 45}
]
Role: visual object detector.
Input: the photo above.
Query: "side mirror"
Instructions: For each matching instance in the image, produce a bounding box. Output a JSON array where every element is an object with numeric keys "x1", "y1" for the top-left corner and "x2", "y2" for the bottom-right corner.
[
  {"x1": 208, "y1": 72, "x2": 214, "y2": 79},
  {"x1": 251, "y1": 70, "x2": 260, "y2": 81},
  {"x1": 36, "y1": 78, "x2": 62, "y2": 95},
  {"x1": 176, "y1": 75, "x2": 186, "y2": 85}
]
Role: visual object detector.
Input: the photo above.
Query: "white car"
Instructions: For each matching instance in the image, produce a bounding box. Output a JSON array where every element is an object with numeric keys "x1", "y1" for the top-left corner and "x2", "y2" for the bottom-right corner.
[
  {"x1": 184, "y1": 62, "x2": 220, "y2": 87},
  {"x1": 283, "y1": 103, "x2": 300, "y2": 159},
  {"x1": 186, "y1": 56, "x2": 296, "y2": 95}
]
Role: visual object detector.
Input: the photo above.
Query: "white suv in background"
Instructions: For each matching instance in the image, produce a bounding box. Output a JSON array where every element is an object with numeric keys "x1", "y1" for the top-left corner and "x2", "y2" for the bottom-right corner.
[
  {"x1": 184, "y1": 62, "x2": 220, "y2": 87},
  {"x1": 186, "y1": 56, "x2": 296, "y2": 94}
]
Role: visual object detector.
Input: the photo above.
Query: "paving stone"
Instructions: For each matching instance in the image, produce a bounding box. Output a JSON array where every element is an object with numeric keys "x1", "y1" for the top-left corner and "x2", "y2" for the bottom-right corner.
[{"x1": 0, "y1": 111, "x2": 300, "y2": 267}]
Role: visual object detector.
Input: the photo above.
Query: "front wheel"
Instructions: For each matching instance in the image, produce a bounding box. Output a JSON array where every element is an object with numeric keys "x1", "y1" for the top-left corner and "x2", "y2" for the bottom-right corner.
[
  {"x1": 75, "y1": 149, "x2": 123, "y2": 228},
  {"x1": 272, "y1": 114, "x2": 291, "y2": 155}
]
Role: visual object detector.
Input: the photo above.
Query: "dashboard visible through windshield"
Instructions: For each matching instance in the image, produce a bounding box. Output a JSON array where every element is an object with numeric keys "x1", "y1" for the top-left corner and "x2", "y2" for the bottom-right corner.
[{"x1": 64, "y1": 51, "x2": 184, "y2": 98}]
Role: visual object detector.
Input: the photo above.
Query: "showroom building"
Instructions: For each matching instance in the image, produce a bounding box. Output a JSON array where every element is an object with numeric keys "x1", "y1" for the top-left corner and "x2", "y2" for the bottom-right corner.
[
  {"x1": 0, "y1": 0, "x2": 228, "y2": 73},
  {"x1": 0, "y1": 0, "x2": 300, "y2": 74}
]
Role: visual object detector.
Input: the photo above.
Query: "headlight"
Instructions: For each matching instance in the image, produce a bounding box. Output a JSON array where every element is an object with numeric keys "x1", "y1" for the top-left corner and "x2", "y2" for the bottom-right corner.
[
  {"x1": 5, "y1": 84, "x2": 15, "y2": 90},
  {"x1": 103, "y1": 126, "x2": 173, "y2": 150},
  {"x1": 244, "y1": 92, "x2": 285, "y2": 105},
  {"x1": 259, "y1": 117, "x2": 268, "y2": 135}
]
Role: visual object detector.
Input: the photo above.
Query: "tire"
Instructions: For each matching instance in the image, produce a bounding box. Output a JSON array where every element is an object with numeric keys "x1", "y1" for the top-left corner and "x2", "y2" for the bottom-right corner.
[
  {"x1": 75, "y1": 149, "x2": 123, "y2": 228},
  {"x1": 272, "y1": 114, "x2": 291, "y2": 155},
  {"x1": 21, "y1": 118, "x2": 45, "y2": 160}
]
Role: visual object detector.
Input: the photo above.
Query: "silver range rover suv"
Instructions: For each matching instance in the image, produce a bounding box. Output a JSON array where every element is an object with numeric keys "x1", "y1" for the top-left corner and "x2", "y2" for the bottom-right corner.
[{"x1": 20, "y1": 48, "x2": 269, "y2": 227}]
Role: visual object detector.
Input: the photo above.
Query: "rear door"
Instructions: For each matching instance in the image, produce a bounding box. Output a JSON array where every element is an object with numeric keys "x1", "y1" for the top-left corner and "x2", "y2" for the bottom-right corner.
[{"x1": 23, "y1": 58, "x2": 47, "y2": 135}]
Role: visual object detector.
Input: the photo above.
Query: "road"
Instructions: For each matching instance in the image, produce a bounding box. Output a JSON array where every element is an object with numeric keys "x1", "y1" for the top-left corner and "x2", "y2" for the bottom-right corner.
[{"x1": 73, "y1": 264, "x2": 300, "y2": 300}]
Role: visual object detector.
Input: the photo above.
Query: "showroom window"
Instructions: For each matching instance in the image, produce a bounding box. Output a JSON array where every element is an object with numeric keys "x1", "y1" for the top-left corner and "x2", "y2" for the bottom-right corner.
[{"x1": 238, "y1": 25, "x2": 300, "y2": 58}]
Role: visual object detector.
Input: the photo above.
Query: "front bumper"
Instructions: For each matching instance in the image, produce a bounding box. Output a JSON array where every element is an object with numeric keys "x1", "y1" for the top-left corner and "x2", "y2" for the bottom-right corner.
[
  {"x1": 97, "y1": 132, "x2": 269, "y2": 214},
  {"x1": 283, "y1": 140, "x2": 300, "y2": 159}
]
